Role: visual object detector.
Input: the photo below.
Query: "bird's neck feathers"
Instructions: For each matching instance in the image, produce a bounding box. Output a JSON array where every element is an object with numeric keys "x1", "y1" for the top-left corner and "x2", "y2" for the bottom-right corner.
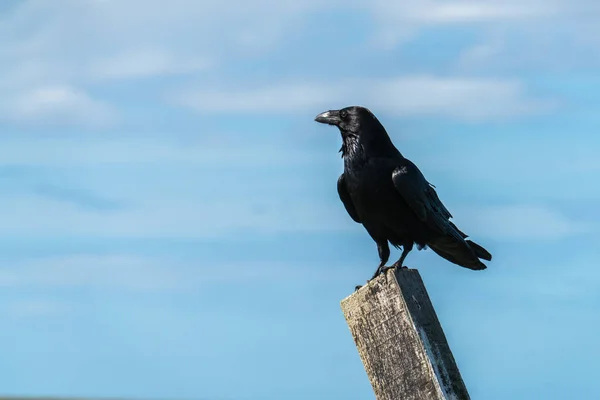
[
  {"x1": 339, "y1": 133, "x2": 361, "y2": 159},
  {"x1": 340, "y1": 126, "x2": 401, "y2": 166}
]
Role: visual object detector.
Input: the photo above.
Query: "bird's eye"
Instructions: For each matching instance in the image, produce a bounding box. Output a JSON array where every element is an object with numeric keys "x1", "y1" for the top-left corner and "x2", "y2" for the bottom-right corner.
[{"x1": 340, "y1": 110, "x2": 348, "y2": 119}]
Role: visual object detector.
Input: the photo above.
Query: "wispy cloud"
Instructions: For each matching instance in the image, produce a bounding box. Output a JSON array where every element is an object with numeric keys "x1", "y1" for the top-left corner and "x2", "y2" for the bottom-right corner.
[
  {"x1": 0, "y1": 0, "x2": 325, "y2": 127},
  {"x1": 0, "y1": 254, "x2": 345, "y2": 291},
  {"x1": 0, "y1": 165, "x2": 128, "y2": 211},
  {"x1": 0, "y1": 136, "x2": 329, "y2": 166},
  {"x1": 0, "y1": 0, "x2": 569, "y2": 128},
  {"x1": 0, "y1": 193, "x2": 355, "y2": 238},
  {"x1": 0, "y1": 255, "x2": 186, "y2": 291},
  {"x1": 453, "y1": 204, "x2": 591, "y2": 240},
  {"x1": 87, "y1": 49, "x2": 212, "y2": 81},
  {"x1": 371, "y1": 0, "x2": 554, "y2": 24},
  {"x1": 0, "y1": 178, "x2": 588, "y2": 242},
  {"x1": 8, "y1": 85, "x2": 116, "y2": 127},
  {"x1": 2, "y1": 299, "x2": 71, "y2": 317},
  {"x1": 368, "y1": 0, "x2": 558, "y2": 48},
  {"x1": 32, "y1": 183, "x2": 127, "y2": 212},
  {"x1": 416, "y1": 134, "x2": 600, "y2": 202},
  {"x1": 447, "y1": 1, "x2": 600, "y2": 72},
  {"x1": 0, "y1": 0, "x2": 327, "y2": 85},
  {"x1": 175, "y1": 75, "x2": 555, "y2": 121}
]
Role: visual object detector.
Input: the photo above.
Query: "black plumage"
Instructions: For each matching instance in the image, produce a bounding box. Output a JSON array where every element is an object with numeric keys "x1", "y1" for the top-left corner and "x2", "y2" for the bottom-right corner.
[{"x1": 315, "y1": 106, "x2": 492, "y2": 282}]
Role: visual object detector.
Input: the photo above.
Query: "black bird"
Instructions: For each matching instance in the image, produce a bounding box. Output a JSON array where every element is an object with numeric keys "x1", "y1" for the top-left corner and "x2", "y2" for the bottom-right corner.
[{"x1": 315, "y1": 106, "x2": 492, "y2": 283}]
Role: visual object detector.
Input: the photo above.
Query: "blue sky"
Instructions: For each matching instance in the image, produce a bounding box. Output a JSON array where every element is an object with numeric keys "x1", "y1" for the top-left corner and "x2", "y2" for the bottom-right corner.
[{"x1": 0, "y1": 0, "x2": 599, "y2": 399}]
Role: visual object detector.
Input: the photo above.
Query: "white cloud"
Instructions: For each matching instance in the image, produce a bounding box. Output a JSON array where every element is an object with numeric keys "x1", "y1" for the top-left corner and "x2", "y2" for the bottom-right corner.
[
  {"x1": 176, "y1": 75, "x2": 554, "y2": 121},
  {"x1": 0, "y1": 193, "x2": 354, "y2": 238},
  {"x1": 0, "y1": 0, "x2": 327, "y2": 86},
  {"x1": 0, "y1": 0, "x2": 572, "y2": 127},
  {"x1": 448, "y1": 1, "x2": 600, "y2": 71},
  {"x1": 176, "y1": 83, "x2": 342, "y2": 113},
  {"x1": 0, "y1": 0, "x2": 588, "y2": 127},
  {"x1": 0, "y1": 255, "x2": 185, "y2": 291},
  {"x1": 87, "y1": 49, "x2": 212, "y2": 80},
  {"x1": 2, "y1": 299, "x2": 70, "y2": 317},
  {"x1": 9, "y1": 85, "x2": 116, "y2": 127},
  {"x1": 372, "y1": 0, "x2": 553, "y2": 24},
  {"x1": 0, "y1": 0, "x2": 331, "y2": 127},
  {"x1": 416, "y1": 136, "x2": 600, "y2": 202},
  {"x1": 0, "y1": 254, "x2": 345, "y2": 292},
  {"x1": 374, "y1": 76, "x2": 554, "y2": 120},
  {"x1": 453, "y1": 204, "x2": 591, "y2": 240},
  {"x1": 368, "y1": 0, "x2": 558, "y2": 48},
  {"x1": 0, "y1": 176, "x2": 589, "y2": 242},
  {"x1": 360, "y1": 0, "x2": 600, "y2": 72},
  {"x1": 0, "y1": 136, "x2": 329, "y2": 166},
  {"x1": 456, "y1": 41, "x2": 506, "y2": 70}
]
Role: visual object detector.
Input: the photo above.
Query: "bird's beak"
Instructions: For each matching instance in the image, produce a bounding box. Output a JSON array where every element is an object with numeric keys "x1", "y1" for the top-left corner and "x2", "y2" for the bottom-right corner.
[{"x1": 314, "y1": 110, "x2": 341, "y2": 126}]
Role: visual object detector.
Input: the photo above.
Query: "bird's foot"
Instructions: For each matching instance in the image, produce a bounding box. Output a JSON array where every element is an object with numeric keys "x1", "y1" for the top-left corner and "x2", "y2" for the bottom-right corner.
[
  {"x1": 392, "y1": 260, "x2": 409, "y2": 270},
  {"x1": 382, "y1": 263, "x2": 408, "y2": 274},
  {"x1": 370, "y1": 265, "x2": 387, "y2": 280}
]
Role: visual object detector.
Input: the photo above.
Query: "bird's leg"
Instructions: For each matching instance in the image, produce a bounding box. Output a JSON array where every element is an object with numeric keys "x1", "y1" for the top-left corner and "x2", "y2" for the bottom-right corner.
[
  {"x1": 393, "y1": 243, "x2": 412, "y2": 269},
  {"x1": 383, "y1": 242, "x2": 414, "y2": 274},
  {"x1": 370, "y1": 260, "x2": 387, "y2": 281},
  {"x1": 370, "y1": 241, "x2": 390, "y2": 280},
  {"x1": 356, "y1": 258, "x2": 386, "y2": 291},
  {"x1": 356, "y1": 241, "x2": 390, "y2": 290},
  {"x1": 356, "y1": 259, "x2": 386, "y2": 291}
]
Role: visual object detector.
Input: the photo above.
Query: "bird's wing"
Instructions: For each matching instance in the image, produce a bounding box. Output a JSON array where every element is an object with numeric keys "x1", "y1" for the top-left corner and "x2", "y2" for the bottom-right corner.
[
  {"x1": 391, "y1": 160, "x2": 462, "y2": 240},
  {"x1": 337, "y1": 174, "x2": 361, "y2": 223}
]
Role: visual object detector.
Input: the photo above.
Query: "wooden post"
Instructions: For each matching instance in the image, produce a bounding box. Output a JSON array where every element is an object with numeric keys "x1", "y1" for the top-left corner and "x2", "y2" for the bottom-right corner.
[{"x1": 340, "y1": 268, "x2": 470, "y2": 400}]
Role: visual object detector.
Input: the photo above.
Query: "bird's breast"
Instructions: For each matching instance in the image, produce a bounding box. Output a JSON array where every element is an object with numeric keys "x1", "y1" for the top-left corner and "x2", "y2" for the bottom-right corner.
[{"x1": 344, "y1": 163, "x2": 398, "y2": 213}]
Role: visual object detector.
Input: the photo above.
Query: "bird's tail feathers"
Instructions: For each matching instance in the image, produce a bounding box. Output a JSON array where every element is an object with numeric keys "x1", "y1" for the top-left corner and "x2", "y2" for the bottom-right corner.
[
  {"x1": 428, "y1": 236, "x2": 487, "y2": 271},
  {"x1": 447, "y1": 221, "x2": 492, "y2": 262},
  {"x1": 466, "y1": 240, "x2": 492, "y2": 261}
]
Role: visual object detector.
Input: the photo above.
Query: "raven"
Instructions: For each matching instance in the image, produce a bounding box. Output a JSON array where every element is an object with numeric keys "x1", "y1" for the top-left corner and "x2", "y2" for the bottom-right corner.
[{"x1": 315, "y1": 106, "x2": 491, "y2": 283}]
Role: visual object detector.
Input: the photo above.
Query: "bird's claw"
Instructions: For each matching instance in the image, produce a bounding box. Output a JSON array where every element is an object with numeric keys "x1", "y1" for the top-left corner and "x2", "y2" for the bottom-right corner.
[
  {"x1": 381, "y1": 266, "x2": 396, "y2": 274},
  {"x1": 369, "y1": 262, "x2": 408, "y2": 283},
  {"x1": 371, "y1": 265, "x2": 386, "y2": 280},
  {"x1": 382, "y1": 264, "x2": 408, "y2": 274}
]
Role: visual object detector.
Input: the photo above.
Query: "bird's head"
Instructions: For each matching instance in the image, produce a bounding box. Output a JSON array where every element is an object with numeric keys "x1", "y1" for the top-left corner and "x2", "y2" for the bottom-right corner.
[
  {"x1": 314, "y1": 106, "x2": 377, "y2": 135},
  {"x1": 314, "y1": 105, "x2": 397, "y2": 158}
]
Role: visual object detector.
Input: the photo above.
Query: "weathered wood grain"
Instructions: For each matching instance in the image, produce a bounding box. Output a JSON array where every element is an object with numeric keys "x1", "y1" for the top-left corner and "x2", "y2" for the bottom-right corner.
[{"x1": 340, "y1": 268, "x2": 470, "y2": 400}]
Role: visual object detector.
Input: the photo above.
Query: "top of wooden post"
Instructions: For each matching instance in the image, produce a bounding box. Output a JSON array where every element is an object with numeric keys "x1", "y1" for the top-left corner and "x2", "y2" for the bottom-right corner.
[{"x1": 341, "y1": 268, "x2": 470, "y2": 400}]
